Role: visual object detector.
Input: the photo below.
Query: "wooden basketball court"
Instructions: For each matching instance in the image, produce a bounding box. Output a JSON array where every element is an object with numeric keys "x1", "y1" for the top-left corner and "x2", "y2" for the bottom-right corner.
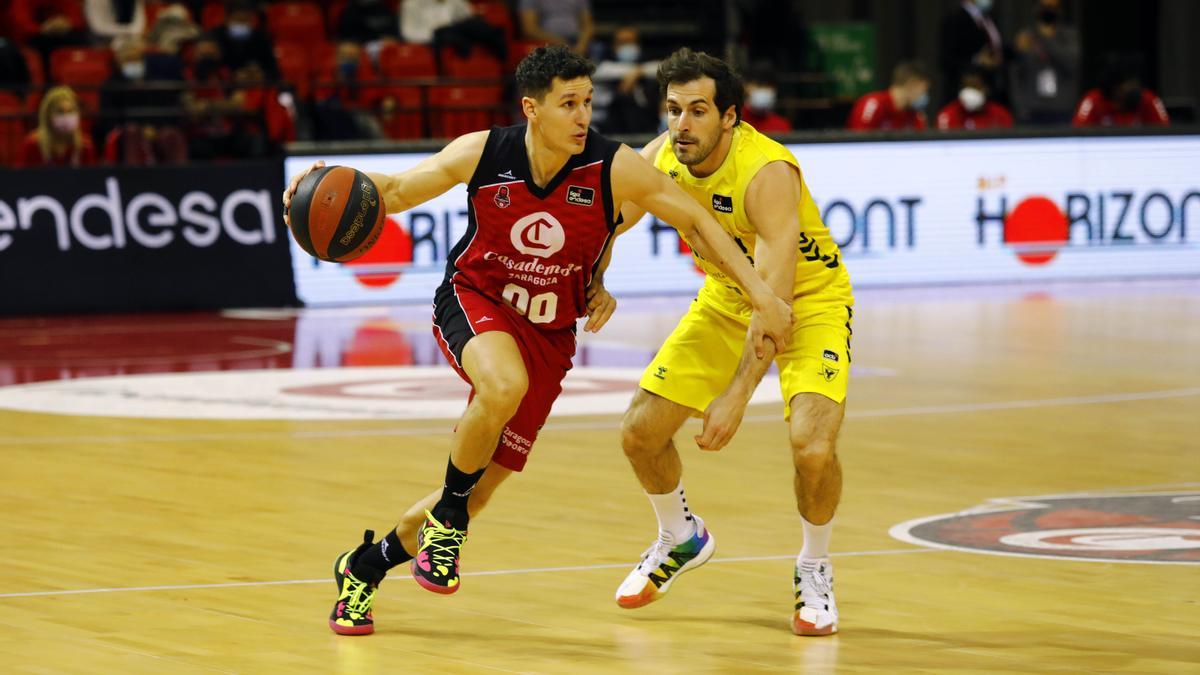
[{"x1": 1, "y1": 280, "x2": 1197, "y2": 672}]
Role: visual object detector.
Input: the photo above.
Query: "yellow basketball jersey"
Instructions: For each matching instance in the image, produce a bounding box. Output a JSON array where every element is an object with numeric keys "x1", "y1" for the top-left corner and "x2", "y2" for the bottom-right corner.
[{"x1": 653, "y1": 122, "x2": 853, "y2": 314}]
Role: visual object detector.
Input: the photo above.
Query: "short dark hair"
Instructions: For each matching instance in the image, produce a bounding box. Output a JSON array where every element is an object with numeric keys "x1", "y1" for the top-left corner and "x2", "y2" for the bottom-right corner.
[
  {"x1": 515, "y1": 45, "x2": 596, "y2": 101},
  {"x1": 892, "y1": 61, "x2": 931, "y2": 86},
  {"x1": 657, "y1": 48, "x2": 745, "y2": 124}
]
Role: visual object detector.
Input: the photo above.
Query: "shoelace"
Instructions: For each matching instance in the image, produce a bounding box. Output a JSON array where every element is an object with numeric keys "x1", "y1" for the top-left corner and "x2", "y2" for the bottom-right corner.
[
  {"x1": 797, "y1": 565, "x2": 831, "y2": 600},
  {"x1": 637, "y1": 535, "x2": 678, "y2": 575},
  {"x1": 424, "y1": 522, "x2": 467, "y2": 570},
  {"x1": 342, "y1": 576, "x2": 375, "y2": 616}
]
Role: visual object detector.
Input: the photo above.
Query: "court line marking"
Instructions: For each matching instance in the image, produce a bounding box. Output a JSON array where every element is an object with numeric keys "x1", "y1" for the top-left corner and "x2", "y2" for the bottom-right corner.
[
  {"x1": 0, "y1": 548, "x2": 934, "y2": 600},
  {"x1": 2, "y1": 386, "x2": 1198, "y2": 446}
]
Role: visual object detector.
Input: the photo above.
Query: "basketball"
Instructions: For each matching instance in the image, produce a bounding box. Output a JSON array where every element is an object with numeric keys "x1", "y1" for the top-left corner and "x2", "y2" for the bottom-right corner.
[{"x1": 287, "y1": 165, "x2": 387, "y2": 263}]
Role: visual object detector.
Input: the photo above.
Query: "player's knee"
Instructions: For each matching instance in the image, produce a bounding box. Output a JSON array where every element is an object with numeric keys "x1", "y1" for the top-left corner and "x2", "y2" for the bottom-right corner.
[
  {"x1": 791, "y1": 434, "x2": 836, "y2": 471},
  {"x1": 619, "y1": 413, "x2": 655, "y2": 458},
  {"x1": 474, "y1": 369, "x2": 528, "y2": 417}
]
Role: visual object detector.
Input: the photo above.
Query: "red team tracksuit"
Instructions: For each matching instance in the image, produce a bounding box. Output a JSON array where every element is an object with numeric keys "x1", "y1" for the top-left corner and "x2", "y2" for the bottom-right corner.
[{"x1": 433, "y1": 125, "x2": 619, "y2": 471}]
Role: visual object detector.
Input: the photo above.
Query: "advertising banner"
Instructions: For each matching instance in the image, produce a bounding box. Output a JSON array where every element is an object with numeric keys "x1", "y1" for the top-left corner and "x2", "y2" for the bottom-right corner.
[
  {"x1": 287, "y1": 135, "x2": 1199, "y2": 306},
  {"x1": 0, "y1": 162, "x2": 297, "y2": 314}
]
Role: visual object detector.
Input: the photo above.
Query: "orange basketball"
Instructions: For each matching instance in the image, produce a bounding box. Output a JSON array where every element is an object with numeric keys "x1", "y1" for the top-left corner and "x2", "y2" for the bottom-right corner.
[{"x1": 287, "y1": 165, "x2": 387, "y2": 262}]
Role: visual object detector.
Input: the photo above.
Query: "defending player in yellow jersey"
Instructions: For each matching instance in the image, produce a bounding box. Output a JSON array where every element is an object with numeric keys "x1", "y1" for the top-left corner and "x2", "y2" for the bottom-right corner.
[{"x1": 604, "y1": 49, "x2": 853, "y2": 636}]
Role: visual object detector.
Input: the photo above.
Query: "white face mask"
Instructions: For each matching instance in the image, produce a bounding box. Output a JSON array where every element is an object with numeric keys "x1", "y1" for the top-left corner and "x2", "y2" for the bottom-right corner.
[
  {"x1": 748, "y1": 88, "x2": 777, "y2": 112},
  {"x1": 974, "y1": 0, "x2": 993, "y2": 12},
  {"x1": 51, "y1": 111, "x2": 80, "y2": 133},
  {"x1": 121, "y1": 61, "x2": 146, "y2": 80},
  {"x1": 959, "y1": 86, "x2": 986, "y2": 112},
  {"x1": 228, "y1": 22, "x2": 253, "y2": 39},
  {"x1": 615, "y1": 44, "x2": 640, "y2": 63}
]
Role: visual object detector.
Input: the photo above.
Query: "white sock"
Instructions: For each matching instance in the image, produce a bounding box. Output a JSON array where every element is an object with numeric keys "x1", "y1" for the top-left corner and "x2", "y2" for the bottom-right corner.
[
  {"x1": 799, "y1": 515, "x2": 833, "y2": 561},
  {"x1": 646, "y1": 480, "x2": 696, "y2": 543}
]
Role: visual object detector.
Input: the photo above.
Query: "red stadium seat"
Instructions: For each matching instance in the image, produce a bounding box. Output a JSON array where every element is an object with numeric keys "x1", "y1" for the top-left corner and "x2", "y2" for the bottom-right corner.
[
  {"x1": 267, "y1": 2, "x2": 326, "y2": 46},
  {"x1": 506, "y1": 39, "x2": 547, "y2": 72},
  {"x1": 273, "y1": 42, "x2": 312, "y2": 100},
  {"x1": 440, "y1": 47, "x2": 503, "y2": 80},
  {"x1": 200, "y1": 1, "x2": 225, "y2": 30},
  {"x1": 472, "y1": 0, "x2": 515, "y2": 43},
  {"x1": 0, "y1": 92, "x2": 28, "y2": 167},
  {"x1": 378, "y1": 43, "x2": 436, "y2": 80},
  {"x1": 428, "y1": 85, "x2": 504, "y2": 137},
  {"x1": 49, "y1": 47, "x2": 113, "y2": 112},
  {"x1": 380, "y1": 86, "x2": 425, "y2": 140}
]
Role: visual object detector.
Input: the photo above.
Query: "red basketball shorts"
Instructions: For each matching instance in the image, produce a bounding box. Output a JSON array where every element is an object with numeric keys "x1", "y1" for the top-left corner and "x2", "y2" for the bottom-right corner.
[{"x1": 431, "y1": 281, "x2": 576, "y2": 471}]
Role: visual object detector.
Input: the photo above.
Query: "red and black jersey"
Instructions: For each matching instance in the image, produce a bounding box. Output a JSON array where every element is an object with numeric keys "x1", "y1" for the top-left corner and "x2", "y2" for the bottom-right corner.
[{"x1": 442, "y1": 124, "x2": 620, "y2": 332}]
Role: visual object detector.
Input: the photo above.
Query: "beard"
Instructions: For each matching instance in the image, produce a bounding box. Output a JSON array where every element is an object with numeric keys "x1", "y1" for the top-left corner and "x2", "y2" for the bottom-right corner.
[{"x1": 670, "y1": 129, "x2": 719, "y2": 166}]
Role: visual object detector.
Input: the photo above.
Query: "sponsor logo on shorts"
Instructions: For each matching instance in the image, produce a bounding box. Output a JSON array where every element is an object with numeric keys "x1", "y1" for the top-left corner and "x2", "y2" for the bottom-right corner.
[
  {"x1": 890, "y1": 491, "x2": 1200, "y2": 564},
  {"x1": 653, "y1": 365, "x2": 668, "y2": 380},
  {"x1": 712, "y1": 194, "x2": 733, "y2": 213},
  {"x1": 494, "y1": 185, "x2": 511, "y2": 209},
  {"x1": 820, "y1": 363, "x2": 839, "y2": 382},
  {"x1": 566, "y1": 185, "x2": 595, "y2": 206},
  {"x1": 669, "y1": 170, "x2": 680, "y2": 180},
  {"x1": 823, "y1": 349, "x2": 839, "y2": 362}
]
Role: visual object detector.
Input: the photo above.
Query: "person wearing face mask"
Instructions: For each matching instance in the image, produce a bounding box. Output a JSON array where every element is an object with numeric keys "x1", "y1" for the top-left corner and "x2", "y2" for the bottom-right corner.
[
  {"x1": 1011, "y1": 0, "x2": 1080, "y2": 125},
  {"x1": 741, "y1": 68, "x2": 791, "y2": 133},
  {"x1": 592, "y1": 26, "x2": 660, "y2": 133},
  {"x1": 99, "y1": 37, "x2": 188, "y2": 164},
  {"x1": 402, "y1": 0, "x2": 507, "y2": 69},
  {"x1": 213, "y1": 1, "x2": 279, "y2": 81},
  {"x1": 19, "y1": 85, "x2": 96, "y2": 167},
  {"x1": 936, "y1": 69, "x2": 1013, "y2": 130},
  {"x1": 940, "y1": 0, "x2": 1006, "y2": 108},
  {"x1": 847, "y1": 61, "x2": 930, "y2": 131},
  {"x1": 1073, "y1": 68, "x2": 1169, "y2": 128}
]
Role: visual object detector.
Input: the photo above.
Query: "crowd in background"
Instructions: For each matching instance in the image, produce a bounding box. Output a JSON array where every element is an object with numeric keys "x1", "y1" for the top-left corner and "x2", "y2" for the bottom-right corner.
[{"x1": 0, "y1": 0, "x2": 1181, "y2": 169}]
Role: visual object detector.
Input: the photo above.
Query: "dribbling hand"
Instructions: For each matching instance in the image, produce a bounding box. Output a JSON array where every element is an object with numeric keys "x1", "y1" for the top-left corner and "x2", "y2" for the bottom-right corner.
[
  {"x1": 583, "y1": 279, "x2": 616, "y2": 333},
  {"x1": 282, "y1": 160, "x2": 325, "y2": 226}
]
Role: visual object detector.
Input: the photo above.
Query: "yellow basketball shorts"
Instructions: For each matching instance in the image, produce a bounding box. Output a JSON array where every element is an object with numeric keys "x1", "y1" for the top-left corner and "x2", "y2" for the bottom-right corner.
[{"x1": 639, "y1": 295, "x2": 853, "y2": 420}]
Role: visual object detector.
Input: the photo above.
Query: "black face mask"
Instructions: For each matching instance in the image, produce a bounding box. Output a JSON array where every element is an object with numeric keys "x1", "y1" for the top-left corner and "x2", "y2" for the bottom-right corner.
[{"x1": 1038, "y1": 9, "x2": 1061, "y2": 25}]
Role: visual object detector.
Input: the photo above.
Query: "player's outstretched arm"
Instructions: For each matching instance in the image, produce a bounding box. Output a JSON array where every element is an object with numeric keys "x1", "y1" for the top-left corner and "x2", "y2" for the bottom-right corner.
[
  {"x1": 695, "y1": 161, "x2": 802, "y2": 452},
  {"x1": 610, "y1": 144, "x2": 793, "y2": 355},
  {"x1": 282, "y1": 131, "x2": 489, "y2": 225},
  {"x1": 613, "y1": 132, "x2": 668, "y2": 229}
]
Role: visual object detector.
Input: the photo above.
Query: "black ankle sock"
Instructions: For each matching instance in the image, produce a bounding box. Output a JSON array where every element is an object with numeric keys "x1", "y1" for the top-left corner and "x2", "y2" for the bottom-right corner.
[
  {"x1": 433, "y1": 457, "x2": 484, "y2": 527},
  {"x1": 352, "y1": 529, "x2": 412, "y2": 579}
]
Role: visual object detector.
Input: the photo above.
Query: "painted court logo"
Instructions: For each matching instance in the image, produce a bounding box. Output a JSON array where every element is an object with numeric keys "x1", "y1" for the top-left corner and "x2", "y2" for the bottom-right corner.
[{"x1": 890, "y1": 491, "x2": 1200, "y2": 565}]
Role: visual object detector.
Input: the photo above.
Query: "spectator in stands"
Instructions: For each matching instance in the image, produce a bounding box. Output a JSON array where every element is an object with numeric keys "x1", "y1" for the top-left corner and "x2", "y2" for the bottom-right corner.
[
  {"x1": 1073, "y1": 71, "x2": 1169, "y2": 128},
  {"x1": 741, "y1": 68, "x2": 792, "y2": 133},
  {"x1": 940, "y1": 0, "x2": 1004, "y2": 106},
  {"x1": 591, "y1": 25, "x2": 659, "y2": 134},
  {"x1": 847, "y1": 61, "x2": 930, "y2": 131},
  {"x1": 145, "y1": 2, "x2": 201, "y2": 55},
  {"x1": 312, "y1": 42, "x2": 386, "y2": 140},
  {"x1": 519, "y1": 0, "x2": 593, "y2": 57},
  {"x1": 19, "y1": 85, "x2": 96, "y2": 167},
  {"x1": 211, "y1": 0, "x2": 279, "y2": 81},
  {"x1": 0, "y1": 37, "x2": 32, "y2": 91},
  {"x1": 402, "y1": 0, "x2": 507, "y2": 67},
  {"x1": 337, "y1": 0, "x2": 400, "y2": 46},
  {"x1": 9, "y1": 0, "x2": 88, "y2": 71},
  {"x1": 85, "y1": 0, "x2": 147, "y2": 42},
  {"x1": 99, "y1": 36, "x2": 188, "y2": 164},
  {"x1": 936, "y1": 68, "x2": 1013, "y2": 130},
  {"x1": 1010, "y1": 0, "x2": 1079, "y2": 125},
  {"x1": 183, "y1": 37, "x2": 268, "y2": 159}
]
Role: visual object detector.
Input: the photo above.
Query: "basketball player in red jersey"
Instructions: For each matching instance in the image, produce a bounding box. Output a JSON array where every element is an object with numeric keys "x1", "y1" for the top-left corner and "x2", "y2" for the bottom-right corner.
[{"x1": 282, "y1": 45, "x2": 793, "y2": 635}]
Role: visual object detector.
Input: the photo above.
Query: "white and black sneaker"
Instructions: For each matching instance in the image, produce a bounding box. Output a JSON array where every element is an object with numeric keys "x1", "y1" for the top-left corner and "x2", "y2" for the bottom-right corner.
[{"x1": 792, "y1": 557, "x2": 838, "y2": 636}]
